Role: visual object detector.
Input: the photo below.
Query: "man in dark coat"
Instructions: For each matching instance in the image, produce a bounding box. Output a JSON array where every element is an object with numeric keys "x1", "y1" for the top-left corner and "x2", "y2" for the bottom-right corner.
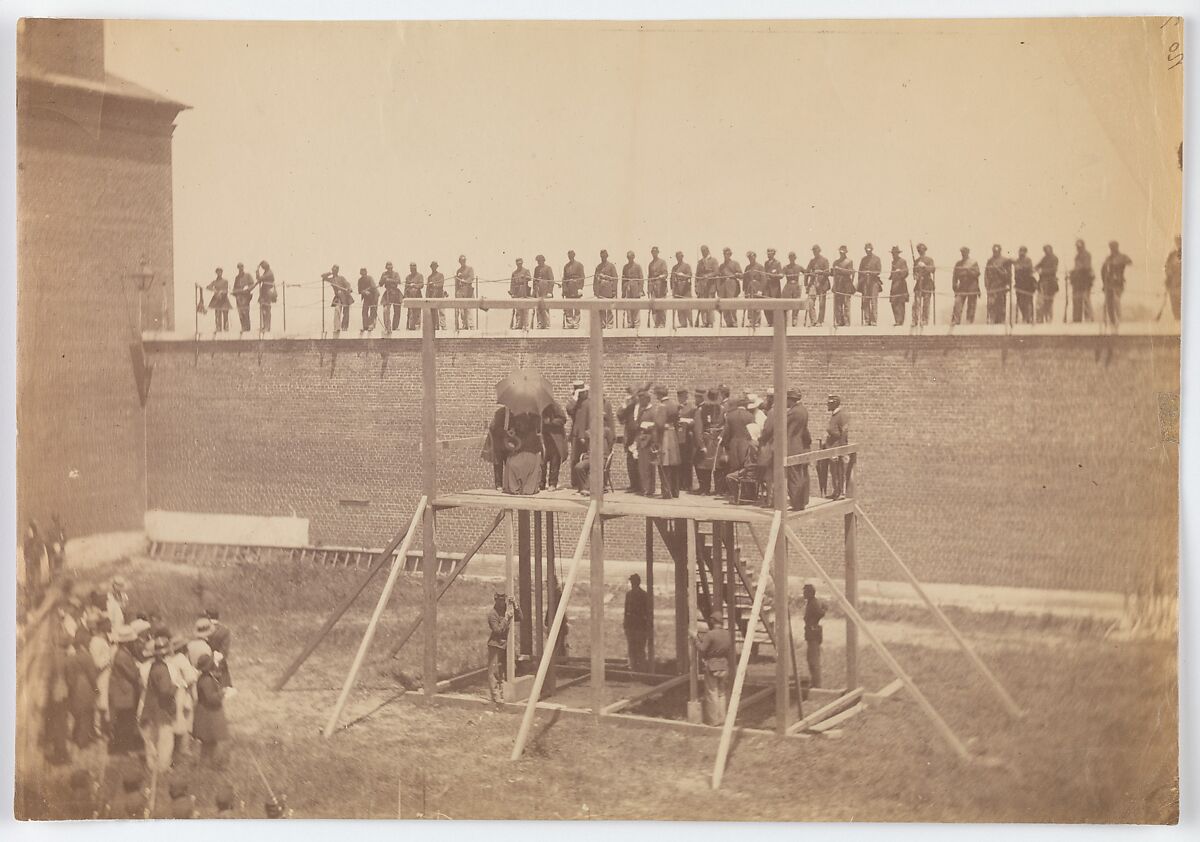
[
  {"x1": 1069, "y1": 239, "x2": 1094, "y2": 323},
  {"x1": 426, "y1": 261, "x2": 447, "y2": 330},
  {"x1": 1035, "y1": 245, "x2": 1060, "y2": 323},
  {"x1": 139, "y1": 637, "x2": 178, "y2": 773},
  {"x1": 357, "y1": 267, "x2": 379, "y2": 332},
  {"x1": 721, "y1": 396, "x2": 755, "y2": 494},
  {"x1": 232, "y1": 263, "x2": 256, "y2": 333},
  {"x1": 1101, "y1": 240, "x2": 1132, "y2": 328},
  {"x1": 695, "y1": 389, "x2": 725, "y2": 495},
  {"x1": 510, "y1": 259, "x2": 532, "y2": 330},
  {"x1": 912, "y1": 243, "x2": 936, "y2": 326},
  {"x1": 621, "y1": 251, "x2": 645, "y2": 328},
  {"x1": 783, "y1": 252, "x2": 804, "y2": 327},
  {"x1": 533, "y1": 255, "x2": 555, "y2": 330},
  {"x1": 984, "y1": 244, "x2": 1013, "y2": 324},
  {"x1": 743, "y1": 251, "x2": 766, "y2": 328},
  {"x1": 323, "y1": 265, "x2": 353, "y2": 332},
  {"x1": 653, "y1": 384, "x2": 681, "y2": 499},
  {"x1": 204, "y1": 607, "x2": 233, "y2": 688},
  {"x1": 569, "y1": 388, "x2": 615, "y2": 491},
  {"x1": 256, "y1": 260, "x2": 277, "y2": 333},
  {"x1": 805, "y1": 245, "x2": 831, "y2": 326},
  {"x1": 888, "y1": 246, "x2": 909, "y2": 326},
  {"x1": 802, "y1": 583, "x2": 827, "y2": 688},
  {"x1": 404, "y1": 263, "x2": 424, "y2": 331},
  {"x1": 858, "y1": 244, "x2": 883, "y2": 326},
  {"x1": 541, "y1": 400, "x2": 569, "y2": 490},
  {"x1": 206, "y1": 268, "x2": 232, "y2": 333},
  {"x1": 825, "y1": 395, "x2": 852, "y2": 498},
  {"x1": 951, "y1": 247, "x2": 981, "y2": 325},
  {"x1": 831, "y1": 246, "x2": 855, "y2": 327},
  {"x1": 671, "y1": 251, "x2": 693, "y2": 327},
  {"x1": 695, "y1": 245, "x2": 719, "y2": 327},
  {"x1": 1013, "y1": 246, "x2": 1037, "y2": 324},
  {"x1": 453, "y1": 255, "x2": 475, "y2": 331},
  {"x1": 759, "y1": 388, "x2": 812, "y2": 510},
  {"x1": 594, "y1": 250, "x2": 618, "y2": 329},
  {"x1": 676, "y1": 388, "x2": 697, "y2": 492},
  {"x1": 647, "y1": 246, "x2": 669, "y2": 328},
  {"x1": 380, "y1": 261, "x2": 403, "y2": 333},
  {"x1": 717, "y1": 247, "x2": 742, "y2": 327},
  {"x1": 488, "y1": 404, "x2": 511, "y2": 490},
  {"x1": 623, "y1": 573, "x2": 652, "y2": 671},
  {"x1": 107, "y1": 626, "x2": 142, "y2": 754},
  {"x1": 762, "y1": 248, "x2": 783, "y2": 327},
  {"x1": 618, "y1": 389, "x2": 652, "y2": 493},
  {"x1": 562, "y1": 250, "x2": 585, "y2": 329}
]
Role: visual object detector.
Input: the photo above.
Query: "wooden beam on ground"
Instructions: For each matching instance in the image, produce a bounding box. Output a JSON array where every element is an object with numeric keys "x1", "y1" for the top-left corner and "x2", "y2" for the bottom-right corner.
[
  {"x1": 782, "y1": 526, "x2": 971, "y2": 760},
  {"x1": 808, "y1": 701, "x2": 865, "y2": 733},
  {"x1": 435, "y1": 666, "x2": 489, "y2": 694},
  {"x1": 601, "y1": 674, "x2": 690, "y2": 715},
  {"x1": 712, "y1": 511, "x2": 781, "y2": 789},
  {"x1": 874, "y1": 678, "x2": 904, "y2": 699},
  {"x1": 511, "y1": 501, "x2": 599, "y2": 760},
  {"x1": 785, "y1": 687, "x2": 865, "y2": 735},
  {"x1": 738, "y1": 685, "x2": 775, "y2": 710},
  {"x1": 855, "y1": 505, "x2": 1024, "y2": 719},
  {"x1": 275, "y1": 511, "x2": 424, "y2": 691},
  {"x1": 387, "y1": 511, "x2": 505, "y2": 659},
  {"x1": 553, "y1": 671, "x2": 591, "y2": 691},
  {"x1": 323, "y1": 497, "x2": 428, "y2": 737}
]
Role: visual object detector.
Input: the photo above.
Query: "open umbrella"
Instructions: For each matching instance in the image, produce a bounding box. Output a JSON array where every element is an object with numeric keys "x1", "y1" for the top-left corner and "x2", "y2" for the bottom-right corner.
[{"x1": 496, "y1": 368, "x2": 555, "y2": 415}]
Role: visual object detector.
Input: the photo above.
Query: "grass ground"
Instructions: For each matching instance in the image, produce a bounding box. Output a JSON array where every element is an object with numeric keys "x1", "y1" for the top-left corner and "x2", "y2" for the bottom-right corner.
[{"x1": 17, "y1": 555, "x2": 1178, "y2": 823}]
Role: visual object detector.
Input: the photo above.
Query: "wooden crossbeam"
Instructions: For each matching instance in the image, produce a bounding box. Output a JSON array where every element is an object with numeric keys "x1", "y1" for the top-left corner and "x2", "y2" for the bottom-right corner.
[
  {"x1": 511, "y1": 501, "x2": 599, "y2": 760},
  {"x1": 323, "y1": 497, "x2": 428, "y2": 737},
  {"x1": 854, "y1": 504, "x2": 1023, "y2": 719},
  {"x1": 784, "y1": 443, "x2": 860, "y2": 467},
  {"x1": 809, "y1": 701, "x2": 864, "y2": 733},
  {"x1": 782, "y1": 526, "x2": 971, "y2": 760},
  {"x1": 405, "y1": 297, "x2": 827, "y2": 313},
  {"x1": 712, "y1": 511, "x2": 781, "y2": 789},
  {"x1": 786, "y1": 687, "x2": 865, "y2": 735},
  {"x1": 601, "y1": 674, "x2": 690, "y2": 715}
]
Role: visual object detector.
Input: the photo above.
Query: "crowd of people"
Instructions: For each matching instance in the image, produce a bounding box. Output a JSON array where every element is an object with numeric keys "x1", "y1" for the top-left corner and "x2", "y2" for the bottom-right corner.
[
  {"x1": 24, "y1": 573, "x2": 265, "y2": 819},
  {"x1": 486, "y1": 380, "x2": 854, "y2": 511},
  {"x1": 199, "y1": 236, "x2": 1182, "y2": 336}
]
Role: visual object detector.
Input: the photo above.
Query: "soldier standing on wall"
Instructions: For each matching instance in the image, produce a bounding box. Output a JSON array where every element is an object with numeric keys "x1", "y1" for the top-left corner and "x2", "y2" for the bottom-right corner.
[
  {"x1": 1013, "y1": 246, "x2": 1036, "y2": 324},
  {"x1": 763, "y1": 248, "x2": 783, "y2": 327},
  {"x1": 621, "y1": 251, "x2": 645, "y2": 329},
  {"x1": 509, "y1": 258, "x2": 532, "y2": 330},
  {"x1": 783, "y1": 251, "x2": 804, "y2": 327},
  {"x1": 951, "y1": 247, "x2": 980, "y2": 325},
  {"x1": 453, "y1": 255, "x2": 475, "y2": 332},
  {"x1": 671, "y1": 250, "x2": 694, "y2": 328},
  {"x1": 357, "y1": 267, "x2": 378, "y2": 332},
  {"x1": 888, "y1": 246, "x2": 909, "y2": 326},
  {"x1": 805, "y1": 245, "x2": 830, "y2": 326},
  {"x1": 533, "y1": 255, "x2": 555, "y2": 330},
  {"x1": 717, "y1": 247, "x2": 743, "y2": 328},
  {"x1": 379, "y1": 261, "x2": 402, "y2": 334},
  {"x1": 256, "y1": 261, "x2": 277, "y2": 334},
  {"x1": 323, "y1": 265, "x2": 353, "y2": 333},
  {"x1": 912, "y1": 243, "x2": 936, "y2": 327},
  {"x1": 647, "y1": 246, "x2": 669, "y2": 328},
  {"x1": 831, "y1": 246, "x2": 855, "y2": 327},
  {"x1": 1069, "y1": 239, "x2": 1094, "y2": 323},
  {"x1": 984, "y1": 244, "x2": 1013, "y2": 325},
  {"x1": 695, "y1": 245, "x2": 719, "y2": 328},
  {"x1": 858, "y1": 244, "x2": 883, "y2": 326},
  {"x1": 562, "y1": 250, "x2": 585, "y2": 329},
  {"x1": 594, "y1": 250, "x2": 618, "y2": 329},
  {"x1": 231, "y1": 263, "x2": 256, "y2": 333},
  {"x1": 404, "y1": 263, "x2": 424, "y2": 331},
  {"x1": 1035, "y1": 246, "x2": 1059, "y2": 324},
  {"x1": 426, "y1": 261, "x2": 446, "y2": 331},
  {"x1": 1101, "y1": 241, "x2": 1131, "y2": 329},
  {"x1": 206, "y1": 268, "x2": 231, "y2": 333}
]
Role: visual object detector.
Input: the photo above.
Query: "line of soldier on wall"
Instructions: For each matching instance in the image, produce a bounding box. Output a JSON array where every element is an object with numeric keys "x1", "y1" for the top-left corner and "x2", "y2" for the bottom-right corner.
[
  {"x1": 200, "y1": 236, "x2": 1182, "y2": 335},
  {"x1": 485, "y1": 381, "x2": 854, "y2": 511}
]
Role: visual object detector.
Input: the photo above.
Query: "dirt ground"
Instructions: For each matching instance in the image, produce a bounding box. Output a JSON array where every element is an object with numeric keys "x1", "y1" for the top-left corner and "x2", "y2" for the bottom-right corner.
[{"x1": 17, "y1": 555, "x2": 1179, "y2": 823}]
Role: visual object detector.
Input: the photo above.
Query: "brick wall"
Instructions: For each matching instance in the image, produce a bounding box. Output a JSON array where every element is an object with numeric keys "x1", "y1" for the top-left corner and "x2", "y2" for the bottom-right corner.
[
  {"x1": 17, "y1": 71, "x2": 181, "y2": 535},
  {"x1": 144, "y1": 333, "x2": 1178, "y2": 593}
]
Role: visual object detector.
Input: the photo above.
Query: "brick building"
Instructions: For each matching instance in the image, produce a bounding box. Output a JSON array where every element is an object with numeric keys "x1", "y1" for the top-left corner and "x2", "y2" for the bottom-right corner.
[{"x1": 17, "y1": 19, "x2": 188, "y2": 535}]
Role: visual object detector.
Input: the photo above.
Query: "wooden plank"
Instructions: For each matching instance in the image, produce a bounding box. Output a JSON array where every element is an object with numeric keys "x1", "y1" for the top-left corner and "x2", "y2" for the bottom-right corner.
[
  {"x1": 518, "y1": 511, "x2": 533, "y2": 656},
  {"x1": 588, "y1": 309, "x2": 605, "y2": 717},
  {"x1": 782, "y1": 526, "x2": 971, "y2": 760},
  {"x1": 604, "y1": 711, "x2": 780, "y2": 739},
  {"x1": 845, "y1": 509, "x2": 858, "y2": 688},
  {"x1": 785, "y1": 687, "x2": 865, "y2": 735},
  {"x1": 405, "y1": 296, "x2": 833, "y2": 313},
  {"x1": 511, "y1": 501, "x2": 599, "y2": 760},
  {"x1": 772, "y1": 313, "x2": 791, "y2": 736},
  {"x1": 323, "y1": 497, "x2": 428, "y2": 737},
  {"x1": 435, "y1": 666, "x2": 489, "y2": 693},
  {"x1": 553, "y1": 671, "x2": 591, "y2": 691},
  {"x1": 534, "y1": 512, "x2": 543, "y2": 660},
  {"x1": 783, "y1": 443, "x2": 861, "y2": 467},
  {"x1": 506, "y1": 511, "x2": 516, "y2": 685},
  {"x1": 422, "y1": 306, "x2": 438, "y2": 698},
  {"x1": 386, "y1": 511, "x2": 505, "y2": 659},
  {"x1": 855, "y1": 505, "x2": 1024, "y2": 719},
  {"x1": 601, "y1": 673, "x2": 690, "y2": 715},
  {"x1": 809, "y1": 702, "x2": 864, "y2": 733},
  {"x1": 645, "y1": 518, "x2": 655, "y2": 674},
  {"x1": 686, "y1": 516, "x2": 699, "y2": 720},
  {"x1": 874, "y1": 678, "x2": 904, "y2": 699},
  {"x1": 712, "y1": 511, "x2": 781, "y2": 789}
]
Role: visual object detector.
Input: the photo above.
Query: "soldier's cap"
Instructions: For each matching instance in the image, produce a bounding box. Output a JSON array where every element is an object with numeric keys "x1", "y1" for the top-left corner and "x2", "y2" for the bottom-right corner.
[
  {"x1": 811, "y1": 245, "x2": 821, "y2": 252},
  {"x1": 788, "y1": 251, "x2": 797, "y2": 259},
  {"x1": 215, "y1": 267, "x2": 223, "y2": 273},
  {"x1": 626, "y1": 251, "x2": 635, "y2": 259},
  {"x1": 651, "y1": 246, "x2": 659, "y2": 252},
  {"x1": 864, "y1": 243, "x2": 873, "y2": 251},
  {"x1": 237, "y1": 262, "x2": 244, "y2": 269},
  {"x1": 332, "y1": 265, "x2": 339, "y2": 271},
  {"x1": 360, "y1": 267, "x2": 368, "y2": 273},
  {"x1": 1075, "y1": 239, "x2": 1085, "y2": 247},
  {"x1": 516, "y1": 257, "x2": 524, "y2": 264},
  {"x1": 652, "y1": 384, "x2": 669, "y2": 398},
  {"x1": 494, "y1": 591, "x2": 507, "y2": 599},
  {"x1": 992, "y1": 243, "x2": 1002, "y2": 251},
  {"x1": 409, "y1": 262, "x2": 417, "y2": 268},
  {"x1": 746, "y1": 250, "x2": 756, "y2": 258},
  {"x1": 916, "y1": 243, "x2": 927, "y2": 250},
  {"x1": 723, "y1": 247, "x2": 732, "y2": 254},
  {"x1": 675, "y1": 250, "x2": 684, "y2": 258},
  {"x1": 1109, "y1": 240, "x2": 1119, "y2": 248},
  {"x1": 458, "y1": 254, "x2": 466, "y2": 261},
  {"x1": 430, "y1": 261, "x2": 438, "y2": 268},
  {"x1": 839, "y1": 245, "x2": 848, "y2": 253},
  {"x1": 826, "y1": 393, "x2": 840, "y2": 401},
  {"x1": 386, "y1": 261, "x2": 393, "y2": 268},
  {"x1": 787, "y1": 388, "x2": 803, "y2": 402},
  {"x1": 536, "y1": 254, "x2": 545, "y2": 261},
  {"x1": 629, "y1": 573, "x2": 641, "y2": 583},
  {"x1": 767, "y1": 248, "x2": 776, "y2": 254},
  {"x1": 1019, "y1": 245, "x2": 1028, "y2": 253},
  {"x1": 890, "y1": 246, "x2": 902, "y2": 254},
  {"x1": 960, "y1": 246, "x2": 970, "y2": 253}
]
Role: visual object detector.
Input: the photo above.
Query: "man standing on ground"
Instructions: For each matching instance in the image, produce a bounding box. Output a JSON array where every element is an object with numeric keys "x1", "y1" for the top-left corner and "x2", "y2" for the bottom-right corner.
[
  {"x1": 1035, "y1": 245, "x2": 1059, "y2": 323},
  {"x1": 717, "y1": 247, "x2": 742, "y2": 327},
  {"x1": 696, "y1": 245, "x2": 719, "y2": 328},
  {"x1": 621, "y1": 251, "x2": 645, "y2": 329},
  {"x1": 888, "y1": 246, "x2": 909, "y2": 326},
  {"x1": 562, "y1": 250, "x2": 585, "y2": 329},
  {"x1": 594, "y1": 249, "x2": 618, "y2": 329},
  {"x1": 952, "y1": 247, "x2": 980, "y2": 325},
  {"x1": 984, "y1": 244, "x2": 1012, "y2": 324},
  {"x1": 671, "y1": 250, "x2": 693, "y2": 327},
  {"x1": 802, "y1": 584, "x2": 826, "y2": 688},
  {"x1": 858, "y1": 244, "x2": 882, "y2": 326},
  {"x1": 1013, "y1": 246, "x2": 1036, "y2": 324},
  {"x1": 1101, "y1": 240, "x2": 1131, "y2": 328},
  {"x1": 623, "y1": 573, "x2": 652, "y2": 672},
  {"x1": 533, "y1": 255, "x2": 554, "y2": 330},
  {"x1": 487, "y1": 592, "x2": 518, "y2": 702},
  {"x1": 453, "y1": 255, "x2": 475, "y2": 331},
  {"x1": 694, "y1": 608, "x2": 734, "y2": 725},
  {"x1": 806, "y1": 245, "x2": 831, "y2": 326},
  {"x1": 1069, "y1": 239, "x2": 1094, "y2": 323},
  {"x1": 832, "y1": 246, "x2": 855, "y2": 327},
  {"x1": 647, "y1": 246, "x2": 669, "y2": 328}
]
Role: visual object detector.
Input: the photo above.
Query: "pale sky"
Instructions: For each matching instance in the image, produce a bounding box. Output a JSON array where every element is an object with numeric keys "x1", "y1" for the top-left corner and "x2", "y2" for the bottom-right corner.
[{"x1": 104, "y1": 18, "x2": 1184, "y2": 333}]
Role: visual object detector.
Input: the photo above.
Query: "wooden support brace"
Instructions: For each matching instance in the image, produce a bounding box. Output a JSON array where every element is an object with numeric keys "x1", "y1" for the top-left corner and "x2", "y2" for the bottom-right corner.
[
  {"x1": 323, "y1": 497, "x2": 428, "y2": 737},
  {"x1": 786, "y1": 687, "x2": 865, "y2": 734},
  {"x1": 808, "y1": 701, "x2": 864, "y2": 733},
  {"x1": 737, "y1": 685, "x2": 776, "y2": 710},
  {"x1": 712, "y1": 511, "x2": 781, "y2": 789},
  {"x1": 601, "y1": 674, "x2": 690, "y2": 715},
  {"x1": 511, "y1": 502, "x2": 599, "y2": 760},
  {"x1": 782, "y1": 525, "x2": 972, "y2": 760},
  {"x1": 854, "y1": 505, "x2": 1023, "y2": 719}
]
